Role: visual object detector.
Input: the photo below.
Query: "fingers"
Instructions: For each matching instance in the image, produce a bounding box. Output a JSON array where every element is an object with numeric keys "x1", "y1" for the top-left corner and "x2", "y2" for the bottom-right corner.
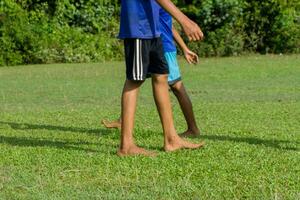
[
  {"x1": 191, "y1": 55, "x2": 199, "y2": 64},
  {"x1": 185, "y1": 54, "x2": 192, "y2": 64},
  {"x1": 188, "y1": 23, "x2": 204, "y2": 41},
  {"x1": 201, "y1": 31, "x2": 204, "y2": 39},
  {"x1": 199, "y1": 29, "x2": 204, "y2": 40},
  {"x1": 194, "y1": 54, "x2": 199, "y2": 64},
  {"x1": 191, "y1": 58, "x2": 195, "y2": 64},
  {"x1": 188, "y1": 30, "x2": 200, "y2": 41},
  {"x1": 188, "y1": 51, "x2": 199, "y2": 64},
  {"x1": 188, "y1": 31, "x2": 203, "y2": 41},
  {"x1": 192, "y1": 34, "x2": 198, "y2": 41},
  {"x1": 187, "y1": 55, "x2": 193, "y2": 64},
  {"x1": 185, "y1": 51, "x2": 199, "y2": 65},
  {"x1": 186, "y1": 55, "x2": 197, "y2": 65},
  {"x1": 195, "y1": 29, "x2": 204, "y2": 41},
  {"x1": 182, "y1": 18, "x2": 204, "y2": 41},
  {"x1": 195, "y1": 31, "x2": 201, "y2": 41},
  {"x1": 191, "y1": 56, "x2": 197, "y2": 64},
  {"x1": 188, "y1": 32, "x2": 197, "y2": 41}
]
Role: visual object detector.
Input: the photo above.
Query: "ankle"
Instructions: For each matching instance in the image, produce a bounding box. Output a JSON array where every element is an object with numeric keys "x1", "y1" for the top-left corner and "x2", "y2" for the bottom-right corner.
[
  {"x1": 188, "y1": 127, "x2": 200, "y2": 133},
  {"x1": 165, "y1": 135, "x2": 181, "y2": 145},
  {"x1": 120, "y1": 142, "x2": 136, "y2": 150}
]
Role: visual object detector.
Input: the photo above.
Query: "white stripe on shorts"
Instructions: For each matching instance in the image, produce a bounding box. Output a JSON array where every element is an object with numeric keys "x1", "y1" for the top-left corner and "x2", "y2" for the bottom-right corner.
[
  {"x1": 132, "y1": 39, "x2": 144, "y2": 81},
  {"x1": 132, "y1": 40, "x2": 136, "y2": 80},
  {"x1": 139, "y1": 40, "x2": 143, "y2": 80},
  {"x1": 136, "y1": 39, "x2": 140, "y2": 80}
]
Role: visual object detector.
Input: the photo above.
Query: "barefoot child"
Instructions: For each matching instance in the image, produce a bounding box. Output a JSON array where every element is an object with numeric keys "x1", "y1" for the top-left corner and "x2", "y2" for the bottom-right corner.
[
  {"x1": 103, "y1": 6, "x2": 201, "y2": 138},
  {"x1": 116, "y1": 0, "x2": 204, "y2": 156}
]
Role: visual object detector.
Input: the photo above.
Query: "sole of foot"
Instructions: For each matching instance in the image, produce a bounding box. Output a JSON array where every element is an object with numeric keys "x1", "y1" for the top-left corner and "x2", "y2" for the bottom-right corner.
[
  {"x1": 101, "y1": 119, "x2": 121, "y2": 129},
  {"x1": 164, "y1": 140, "x2": 205, "y2": 152}
]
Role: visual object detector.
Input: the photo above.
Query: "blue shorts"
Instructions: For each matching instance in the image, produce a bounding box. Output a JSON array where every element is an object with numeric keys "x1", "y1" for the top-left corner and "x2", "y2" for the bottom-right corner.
[{"x1": 164, "y1": 51, "x2": 181, "y2": 85}]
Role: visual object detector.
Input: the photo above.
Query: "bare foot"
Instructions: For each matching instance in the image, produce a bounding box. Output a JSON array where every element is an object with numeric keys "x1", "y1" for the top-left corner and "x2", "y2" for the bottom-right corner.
[
  {"x1": 117, "y1": 145, "x2": 157, "y2": 157},
  {"x1": 164, "y1": 136, "x2": 205, "y2": 152},
  {"x1": 179, "y1": 129, "x2": 200, "y2": 138},
  {"x1": 102, "y1": 119, "x2": 121, "y2": 129}
]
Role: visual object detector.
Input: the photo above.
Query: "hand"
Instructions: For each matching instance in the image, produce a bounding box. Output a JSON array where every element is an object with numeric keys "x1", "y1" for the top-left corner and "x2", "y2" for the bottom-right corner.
[
  {"x1": 181, "y1": 18, "x2": 204, "y2": 41},
  {"x1": 184, "y1": 49, "x2": 199, "y2": 64}
]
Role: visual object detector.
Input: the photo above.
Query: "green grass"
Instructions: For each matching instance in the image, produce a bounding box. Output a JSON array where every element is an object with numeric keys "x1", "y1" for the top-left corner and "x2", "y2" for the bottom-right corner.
[{"x1": 0, "y1": 55, "x2": 299, "y2": 199}]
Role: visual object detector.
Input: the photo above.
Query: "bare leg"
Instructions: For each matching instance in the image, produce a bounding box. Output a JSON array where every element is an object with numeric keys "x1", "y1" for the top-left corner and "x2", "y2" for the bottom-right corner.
[
  {"x1": 102, "y1": 118, "x2": 121, "y2": 129},
  {"x1": 170, "y1": 81, "x2": 200, "y2": 137},
  {"x1": 117, "y1": 80, "x2": 155, "y2": 156},
  {"x1": 151, "y1": 74, "x2": 204, "y2": 152}
]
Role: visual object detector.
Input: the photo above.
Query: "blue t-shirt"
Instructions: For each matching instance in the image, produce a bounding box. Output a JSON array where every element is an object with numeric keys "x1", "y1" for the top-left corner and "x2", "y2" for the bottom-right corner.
[
  {"x1": 118, "y1": 0, "x2": 161, "y2": 39},
  {"x1": 159, "y1": 7, "x2": 177, "y2": 52}
]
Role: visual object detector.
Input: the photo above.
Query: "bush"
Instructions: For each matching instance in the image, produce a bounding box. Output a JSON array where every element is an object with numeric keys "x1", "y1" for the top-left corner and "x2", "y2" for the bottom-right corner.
[
  {"x1": 0, "y1": 0, "x2": 122, "y2": 66},
  {"x1": 187, "y1": 25, "x2": 245, "y2": 57},
  {"x1": 176, "y1": 0, "x2": 246, "y2": 56},
  {"x1": 242, "y1": 0, "x2": 300, "y2": 53},
  {"x1": 0, "y1": 0, "x2": 299, "y2": 66},
  {"x1": 35, "y1": 27, "x2": 123, "y2": 64},
  {"x1": 0, "y1": 1, "x2": 28, "y2": 65},
  {"x1": 54, "y1": 0, "x2": 119, "y2": 34}
]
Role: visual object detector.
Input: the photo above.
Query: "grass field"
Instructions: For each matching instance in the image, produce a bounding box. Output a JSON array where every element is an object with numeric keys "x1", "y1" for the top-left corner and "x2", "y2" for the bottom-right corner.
[{"x1": 0, "y1": 55, "x2": 299, "y2": 199}]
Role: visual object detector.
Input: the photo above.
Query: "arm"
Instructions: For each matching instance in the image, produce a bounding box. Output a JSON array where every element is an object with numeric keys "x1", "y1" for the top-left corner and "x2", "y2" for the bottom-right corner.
[
  {"x1": 155, "y1": 0, "x2": 204, "y2": 41},
  {"x1": 172, "y1": 26, "x2": 189, "y2": 52},
  {"x1": 173, "y1": 26, "x2": 199, "y2": 64}
]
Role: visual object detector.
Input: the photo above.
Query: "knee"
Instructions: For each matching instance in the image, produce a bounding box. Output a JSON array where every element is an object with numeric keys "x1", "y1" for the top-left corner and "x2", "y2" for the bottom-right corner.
[
  {"x1": 170, "y1": 82, "x2": 182, "y2": 96},
  {"x1": 124, "y1": 79, "x2": 144, "y2": 90}
]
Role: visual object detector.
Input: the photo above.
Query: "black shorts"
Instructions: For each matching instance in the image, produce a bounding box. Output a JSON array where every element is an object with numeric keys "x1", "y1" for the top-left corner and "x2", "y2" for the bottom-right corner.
[{"x1": 124, "y1": 37, "x2": 169, "y2": 81}]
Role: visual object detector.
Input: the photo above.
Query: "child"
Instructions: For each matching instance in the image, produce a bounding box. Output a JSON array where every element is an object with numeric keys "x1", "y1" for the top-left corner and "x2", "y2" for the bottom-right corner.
[
  {"x1": 116, "y1": 0, "x2": 204, "y2": 156},
  {"x1": 103, "y1": 6, "x2": 201, "y2": 138}
]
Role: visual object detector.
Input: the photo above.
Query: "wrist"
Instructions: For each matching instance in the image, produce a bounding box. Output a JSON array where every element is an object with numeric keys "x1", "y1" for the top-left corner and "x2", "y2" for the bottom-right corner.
[
  {"x1": 182, "y1": 47, "x2": 189, "y2": 53},
  {"x1": 178, "y1": 15, "x2": 190, "y2": 26}
]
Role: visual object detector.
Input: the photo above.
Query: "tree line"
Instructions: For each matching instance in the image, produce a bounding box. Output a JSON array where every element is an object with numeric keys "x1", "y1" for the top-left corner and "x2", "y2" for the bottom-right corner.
[{"x1": 0, "y1": 0, "x2": 299, "y2": 66}]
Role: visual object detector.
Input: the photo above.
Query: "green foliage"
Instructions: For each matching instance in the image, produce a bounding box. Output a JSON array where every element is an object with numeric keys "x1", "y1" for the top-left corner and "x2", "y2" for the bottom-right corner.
[
  {"x1": 0, "y1": 0, "x2": 299, "y2": 65},
  {"x1": 0, "y1": 0, "x2": 121, "y2": 66},
  {"x1": 242, "y1": 0, "x2": 300, "y2": 53},
  {"x1": 54, "y1": 0, "x2": 119, "y2": 34},
  {"x1": 177, "y1": 0, "x2": 246, "y2": 56},
  {"x1": 177, "y1": 0, "x2": 299, "y2": 56},
  {"x1": 179, "y1": 0, "x2": 243, "y2": 32},
  {"x1": 187, "y1": 25, "x2": 245, "y2": 57}
]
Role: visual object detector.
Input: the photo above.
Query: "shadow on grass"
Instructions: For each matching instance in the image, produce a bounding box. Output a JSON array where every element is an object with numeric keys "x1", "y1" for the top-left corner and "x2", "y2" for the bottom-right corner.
[
  {"x1": 0, "y1": 121, "x2": 118, "y2": 153},
  {"x1": 0, "y1": 135, "x2": 100, "y2": 152},
  {"x1": 141, "y1": 130, "x2": 299, "y2": 152},
  {"x1": 1, "y1": 121, "x2": 298, "y2": 152},
  {"x1": 0, "y1": 121, "x2": 115, "y2": 136},
  {"x1": 201, "y1": 134, "x2": 299, "y2": 151}
]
